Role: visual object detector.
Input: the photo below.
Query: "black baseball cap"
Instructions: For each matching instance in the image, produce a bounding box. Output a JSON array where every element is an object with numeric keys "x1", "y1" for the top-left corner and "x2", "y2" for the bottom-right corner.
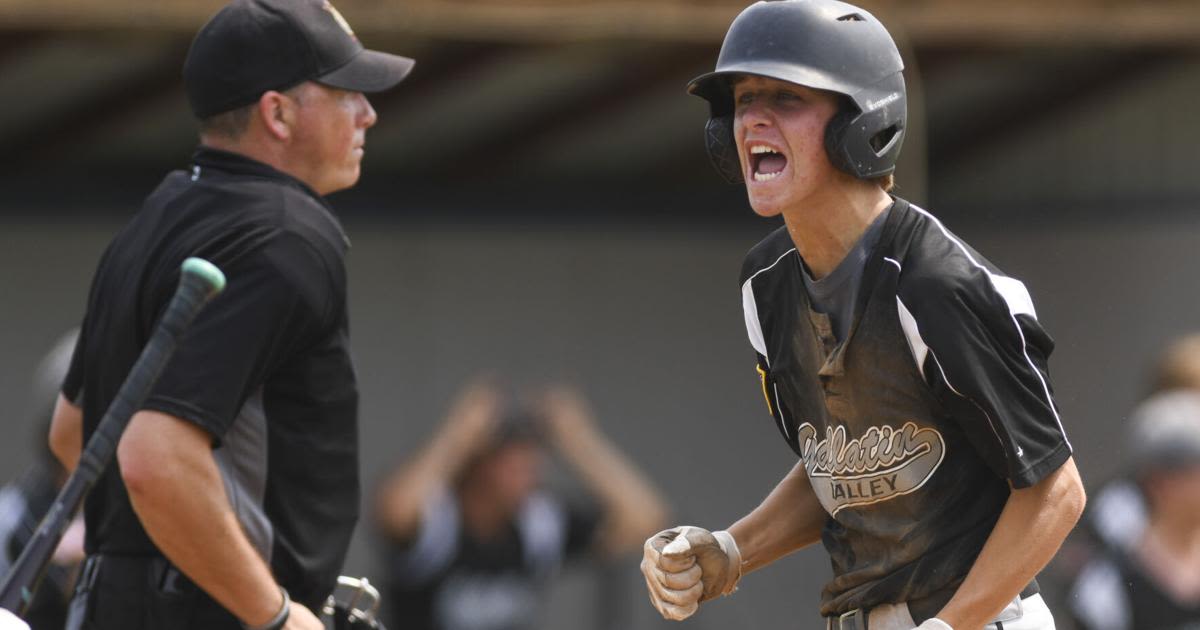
[{"x1": 184, "y1": 0, "x2": 415, "y2": 118}]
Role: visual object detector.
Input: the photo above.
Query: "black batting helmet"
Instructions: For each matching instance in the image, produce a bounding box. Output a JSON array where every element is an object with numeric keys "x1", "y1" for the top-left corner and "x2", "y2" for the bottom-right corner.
[{"x1": 688, "y1": 0, "x2": 906, "y2": 183}]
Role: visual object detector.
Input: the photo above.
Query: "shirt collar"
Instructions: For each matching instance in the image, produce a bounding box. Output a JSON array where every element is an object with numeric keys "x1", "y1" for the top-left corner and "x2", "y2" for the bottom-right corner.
[
  {"x1": 190, "y1": 146, "x2": 350, "y2": 248},
  {"x1": 191, "y1": 146, "x2": 326, "y2": 203}
]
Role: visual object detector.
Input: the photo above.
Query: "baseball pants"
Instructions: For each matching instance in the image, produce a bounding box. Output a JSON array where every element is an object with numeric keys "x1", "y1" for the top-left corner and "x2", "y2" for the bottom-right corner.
[{"x1": 836, "y1": 593, "x2": 1055, "y2": 630}]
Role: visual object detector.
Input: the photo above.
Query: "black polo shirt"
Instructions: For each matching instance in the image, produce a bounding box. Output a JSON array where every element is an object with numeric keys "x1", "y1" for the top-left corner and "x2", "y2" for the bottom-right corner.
[{"x1": 62, "y1": 146, "x2": 359, "y2": 610}]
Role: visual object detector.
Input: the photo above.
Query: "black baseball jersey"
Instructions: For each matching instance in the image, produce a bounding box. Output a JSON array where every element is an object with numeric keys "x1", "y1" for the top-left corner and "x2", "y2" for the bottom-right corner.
[
  {"x1": 741, "y1": 198, "x2": 1071, "y2": 616},
  {"x1": 62, "y1": 147, "x2": 359, "y2": 612},
  {"x1": 1071, "y1": 550, "x2": 1200, "y2": 630},
  {"x1": 382, "y1": 487, "x2": 599, "y2": 630}
]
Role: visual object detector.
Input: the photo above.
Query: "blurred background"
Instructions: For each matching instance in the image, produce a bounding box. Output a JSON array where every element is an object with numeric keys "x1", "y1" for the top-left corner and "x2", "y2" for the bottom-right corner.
[{"x1": 1, "y1": 0, "x2": 1199, "y2": 628}]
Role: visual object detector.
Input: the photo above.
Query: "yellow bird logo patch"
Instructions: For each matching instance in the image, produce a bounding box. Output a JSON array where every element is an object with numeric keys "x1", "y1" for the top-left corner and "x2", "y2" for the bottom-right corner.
[{"x1": 756, "y1": 363, "x2": 774, "y2": 416}]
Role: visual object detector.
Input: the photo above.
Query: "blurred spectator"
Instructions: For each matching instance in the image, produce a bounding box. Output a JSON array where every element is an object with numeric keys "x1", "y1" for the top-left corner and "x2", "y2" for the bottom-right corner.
[
  {"x1": 1068, "y1": 391, "x2": 1200, "y2": 630},
  {"x1": 0, "y1": 330, "x2": 85, "y2": 630},
  {"x1": 373, "y1": 380, "x2": 668, "y2": 630},
  {"x1": 1150, "y1": 334, "x2": 1200, "y2": 394},
  {"x1": 1081, "y1": 334, "x2": 1200, "y2": 558}
]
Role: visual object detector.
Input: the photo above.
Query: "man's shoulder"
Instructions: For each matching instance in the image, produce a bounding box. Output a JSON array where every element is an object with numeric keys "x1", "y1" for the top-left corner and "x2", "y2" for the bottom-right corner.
[
  {"x1": 740, "y1": 225, "x2": 795, "y2": 286},
  {"x1": 891, "y1": 204, "x2": 991, "y2": 304},
  {"x1": 891, "y1": 203, "x2": 1037, "y2": 328},
  {"x1": 126, "y1": 171, "x2": 346, "y2": 304},
  {"x1": 158, "y1": 169, "x2": 346, "y2": 259}
]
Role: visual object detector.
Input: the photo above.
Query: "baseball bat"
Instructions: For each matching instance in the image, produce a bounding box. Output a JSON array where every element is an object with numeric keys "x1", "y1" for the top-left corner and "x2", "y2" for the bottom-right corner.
[{"x1": 0, "y1": 257, "x2": 226, "y2": 616}]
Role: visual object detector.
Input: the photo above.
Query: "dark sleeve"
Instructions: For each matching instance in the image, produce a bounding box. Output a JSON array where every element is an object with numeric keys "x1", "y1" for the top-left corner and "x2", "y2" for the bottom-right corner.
[
  {"x1": 141, "y1": 232, "x2": 333, "y2": 443},
  {"x1": 62, "y1": 241, "x2": 117, "y2": 404},
  {"x1": 562, "y1": 499, "x2": 602, "y2": 559},
  {"x1": 902, "y1": 271, "x2": 1071, "y2": 488},
  {"x1": 61, "y1": 320, "x2": 87, "y2": 404}
]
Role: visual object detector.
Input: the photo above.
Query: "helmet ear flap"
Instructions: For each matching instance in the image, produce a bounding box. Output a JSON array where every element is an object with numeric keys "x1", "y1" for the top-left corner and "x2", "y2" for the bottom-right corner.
[
  {"x1": 704, "y1": 115, "x2": 743, "y2": 184},
  {"x1": 823, "y1": 109, "x2": 856, "y2": 176}
]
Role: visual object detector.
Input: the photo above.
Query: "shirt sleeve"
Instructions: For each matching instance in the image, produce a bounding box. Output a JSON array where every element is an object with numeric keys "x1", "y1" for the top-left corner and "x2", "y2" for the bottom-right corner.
[
  {"x1": 62, "y1": 242, "x2": 118, "y2": 404},
  {"x1": 901, "y1": 270, "x2": 1071, "y2": 488},
  {"x1": 61, "y1": 320, "x2": 87, "y2": 405},
  {"x1": 141, "y1": 231, "x2": 333, "y2": 443}
]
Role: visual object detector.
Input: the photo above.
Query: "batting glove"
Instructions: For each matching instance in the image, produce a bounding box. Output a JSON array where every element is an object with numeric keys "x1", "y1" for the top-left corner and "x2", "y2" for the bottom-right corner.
[
  {"x1": 641, "y1": 526, "x2": 742, "y2": 621},
  {"x1": 0, "y1": 609, "x2": 29, "y2": 630}
]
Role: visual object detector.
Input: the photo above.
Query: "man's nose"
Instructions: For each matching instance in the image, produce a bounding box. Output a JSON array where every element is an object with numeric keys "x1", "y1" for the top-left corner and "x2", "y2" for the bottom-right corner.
[{"x1": 359, "y1": 93, "x2": 378, "y2": 128}]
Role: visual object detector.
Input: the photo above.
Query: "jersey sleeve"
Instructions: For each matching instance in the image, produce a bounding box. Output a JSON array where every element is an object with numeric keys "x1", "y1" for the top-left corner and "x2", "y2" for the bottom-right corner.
[
  {"x1": 62, "y1": 242, "x2": 118, "y2": 404},
  {"x1": 900, "y1": 269, "x2": 1071, "y2": 488},
  {"x1": 61, "y1": 320, "x2": 87, "y2": 405},
  {"x1": 141, "y1": 231, "x2": 334, "y2": 443}
]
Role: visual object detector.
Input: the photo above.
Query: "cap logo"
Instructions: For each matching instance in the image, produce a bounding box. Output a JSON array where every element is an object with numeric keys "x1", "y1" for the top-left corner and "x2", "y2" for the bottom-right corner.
[{"x1": 323, "y1": 1, "x2": 357, "y2": 41}]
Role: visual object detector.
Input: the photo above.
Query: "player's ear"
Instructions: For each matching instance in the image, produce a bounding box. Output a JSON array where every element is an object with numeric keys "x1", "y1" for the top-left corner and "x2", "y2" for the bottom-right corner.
[{"x1": 257, "y1": 90, "x2": 295, "y2": 142}]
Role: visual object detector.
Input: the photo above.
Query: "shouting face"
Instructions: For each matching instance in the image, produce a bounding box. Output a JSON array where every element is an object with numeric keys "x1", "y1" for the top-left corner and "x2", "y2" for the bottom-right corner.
[{"x1": 732, "y1": 75, "x2": 841, "y2": 217}]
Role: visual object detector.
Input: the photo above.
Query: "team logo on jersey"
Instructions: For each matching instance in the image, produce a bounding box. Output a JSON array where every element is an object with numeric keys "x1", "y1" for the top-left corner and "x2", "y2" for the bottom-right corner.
[{"x1": 796, "y1": 421, "x2": 945, "y2": 516}]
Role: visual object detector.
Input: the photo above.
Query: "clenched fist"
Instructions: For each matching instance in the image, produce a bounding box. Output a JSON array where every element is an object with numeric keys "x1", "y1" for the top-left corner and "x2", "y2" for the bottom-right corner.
[{"x1": 641, "y1": 526, "x2": 742, "y2": 621}]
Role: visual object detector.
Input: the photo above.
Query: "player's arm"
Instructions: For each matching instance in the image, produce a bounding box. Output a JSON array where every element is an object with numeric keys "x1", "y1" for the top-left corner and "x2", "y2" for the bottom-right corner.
[
  {"x1": 641, "y1": 458, "x2": 825, "y2": 621},
  {"x1": 902, "y1": 261, "x2": 1084, "y2": 629},
  {"x1": 52, "y1": 326, "x2": 90, "y2": 474},
  {"x1": 936, "y1": 458, "x2": 1084, "y2": 629},
  {"x1": 123, "y1": 234, "x2": 333, "y2": 628},
  {"x1": 539, "y1": 386, "x2": 669, "y2": 554},
  {"x1": 374, "y1": 379, "x2": 502, "y2": 540},
  {"x1": 48, "y1": 393, "x2": 82, "y2": 474},
  {"x1": 118, "y1": 411, "x2": 319, "y2": 629},
  {"x1": 727, "y1": 457, "x2": 825, "y2": 572}
]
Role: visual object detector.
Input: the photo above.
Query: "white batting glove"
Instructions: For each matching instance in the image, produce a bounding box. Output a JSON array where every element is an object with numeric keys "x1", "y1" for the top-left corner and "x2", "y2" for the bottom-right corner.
[
  {"x1": 0, "y1": 609, "x2": 30, "y2": 630},
  {"x1": 641, "y1": 526, "x2": 742, "y2": 621},
  {"x1": 914, "y1": 619, "x2": 953, "y2": 630}
]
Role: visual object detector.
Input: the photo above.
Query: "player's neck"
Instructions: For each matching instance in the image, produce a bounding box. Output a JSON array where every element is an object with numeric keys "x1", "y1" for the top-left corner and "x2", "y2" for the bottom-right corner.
[{"x1": 781, "y1": 182, "x2": 891, "y2": 280}]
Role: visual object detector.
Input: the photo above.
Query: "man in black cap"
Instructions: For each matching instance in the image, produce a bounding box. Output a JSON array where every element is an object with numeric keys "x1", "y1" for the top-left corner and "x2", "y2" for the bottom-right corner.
[{"x1": 46, "y1": 2, "x2": 413, "y2": 629}]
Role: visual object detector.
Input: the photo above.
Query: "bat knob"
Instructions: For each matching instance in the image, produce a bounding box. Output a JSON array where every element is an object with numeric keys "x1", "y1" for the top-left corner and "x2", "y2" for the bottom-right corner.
[{"x1": 181, "y1": 257, "x2": 226, "y2": 296}]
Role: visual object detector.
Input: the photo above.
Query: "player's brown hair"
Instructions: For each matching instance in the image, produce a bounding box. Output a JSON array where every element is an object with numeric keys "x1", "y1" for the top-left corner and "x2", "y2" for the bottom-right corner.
[
  {"x1": 872, "y1": 173, "x2": 895, "y2": 192},
  {"x1": 1149, "y1": 333, "x2": 1200, "y2": 394}
]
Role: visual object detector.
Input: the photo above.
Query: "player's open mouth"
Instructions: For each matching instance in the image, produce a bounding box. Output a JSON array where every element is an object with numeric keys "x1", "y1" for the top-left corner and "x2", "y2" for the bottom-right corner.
[{"x1": 749, "y1": 145, "x2": 787, "y2": 182}]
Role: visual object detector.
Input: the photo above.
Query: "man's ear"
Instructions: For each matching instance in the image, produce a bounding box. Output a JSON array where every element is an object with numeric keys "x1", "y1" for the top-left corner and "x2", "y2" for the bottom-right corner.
[{"x1": 257, "y1": 90, "x2": 295, "y2": 141}]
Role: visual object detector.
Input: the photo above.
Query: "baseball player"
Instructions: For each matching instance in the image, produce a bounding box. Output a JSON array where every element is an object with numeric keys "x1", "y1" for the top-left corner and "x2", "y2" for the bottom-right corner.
[
  {"x1": 640, "y1": 2, "x2": 1086, "y2": 629},
  {"x1": 46, "y1": 1, "x2": 412, "y2": 629}
]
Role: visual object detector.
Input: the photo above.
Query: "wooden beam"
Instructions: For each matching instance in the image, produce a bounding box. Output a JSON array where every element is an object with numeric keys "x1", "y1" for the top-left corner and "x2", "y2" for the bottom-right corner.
[
  {"x1": 444, "y1": 46, "x2": 706, "y2": 177},
  {"x1": 0, "y1": 0, "x2": 1198, "y2": 47},
  {"x1": 0, "y1": 41, "x2": 189, "y2": 171},
  {"x1": 930, "y1": 50, "x2": 1183, "y2": 168}
]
